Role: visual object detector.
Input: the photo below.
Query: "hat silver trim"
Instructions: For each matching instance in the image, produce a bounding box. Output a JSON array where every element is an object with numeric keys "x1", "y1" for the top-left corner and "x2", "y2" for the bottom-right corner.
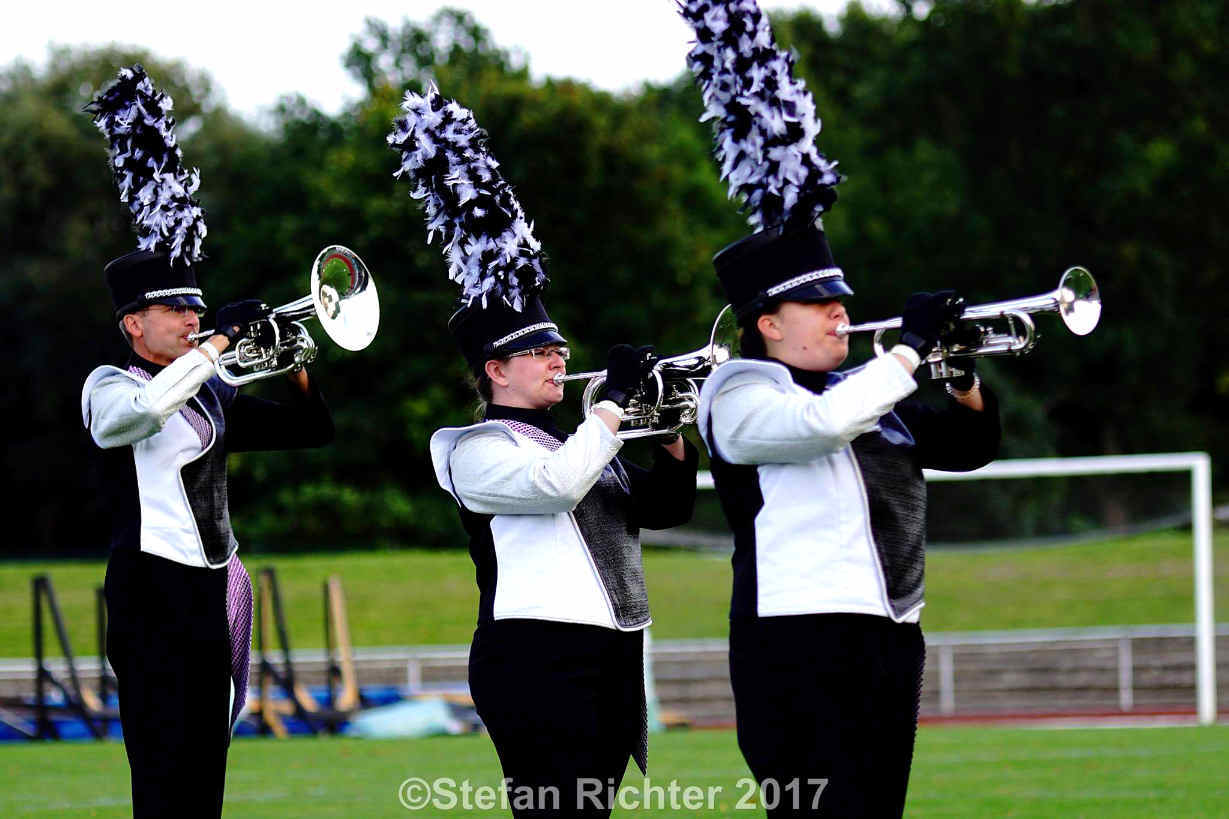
[
  {"x1": 764, "y1": 268, "x2": 845, "y2": 298},
  {"x1": 143, "y1": 287, "x2": 204, "y2": 299},
  {"x1": 491, "y1": 322, "x2": 558, "y2": 349}
]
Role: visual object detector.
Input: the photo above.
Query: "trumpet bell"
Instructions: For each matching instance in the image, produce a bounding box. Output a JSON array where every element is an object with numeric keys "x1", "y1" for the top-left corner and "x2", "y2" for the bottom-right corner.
[
  {"x1": 1056, "y1": 266, "x2": 1100, "y2": 336},
  {"x1": 312, "y1": 245, "x2": 379, "y2": 351},
  {"x1": 193, "y1": 244, "x2": 379, "y2": 386},
  {"x1": 709, "y1": 303, "x2": 738, "y2": 367}
]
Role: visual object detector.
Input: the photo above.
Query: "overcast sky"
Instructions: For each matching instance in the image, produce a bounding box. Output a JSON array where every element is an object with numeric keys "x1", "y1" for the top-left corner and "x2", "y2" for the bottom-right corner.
[{"x1": 6, "y1": 1, "x2": 897, "y2": 120}]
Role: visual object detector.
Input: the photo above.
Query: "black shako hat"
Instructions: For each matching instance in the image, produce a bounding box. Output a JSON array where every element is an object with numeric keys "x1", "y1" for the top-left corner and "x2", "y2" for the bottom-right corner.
[
  {"x1": 449, "y1": 293, "x2": 567, "y2": 376},
  {"x1": 105, "y1": 249, "x2": 207, "y2": 319},
  {"x1": 713, "y1": 223, "x2": 853, "y2": 318}
]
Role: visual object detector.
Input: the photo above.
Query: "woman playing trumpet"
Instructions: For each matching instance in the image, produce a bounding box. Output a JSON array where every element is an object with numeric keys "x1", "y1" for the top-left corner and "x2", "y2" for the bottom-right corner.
[
  {"x1": 680, "y1": 3, "x2": 1001, "y2": 814},
  {"x1": 392, "y1": 87, "x2": 697, "y2": 816}
]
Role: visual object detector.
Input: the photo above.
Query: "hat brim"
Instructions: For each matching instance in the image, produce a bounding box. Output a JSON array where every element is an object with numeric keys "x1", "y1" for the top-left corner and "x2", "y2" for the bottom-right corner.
[
  {"x1": 496, "y1": 328, "x2": 568, "y2": 357},
  {"x1": 777, "y1": 278, "x2": 854, "y2": 302},
  {"x1": 149, "y1": 294, "x2": 207, "y2": 310}
]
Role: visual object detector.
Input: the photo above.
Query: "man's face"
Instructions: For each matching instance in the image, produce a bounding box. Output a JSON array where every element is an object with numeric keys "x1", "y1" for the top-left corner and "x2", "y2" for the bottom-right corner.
[
  {"x1": 762, "y1": 298, "x2": 850, "y2": 372},
  {"x1": 126, "y1": 303, "x2": 203, "y2": 366}
]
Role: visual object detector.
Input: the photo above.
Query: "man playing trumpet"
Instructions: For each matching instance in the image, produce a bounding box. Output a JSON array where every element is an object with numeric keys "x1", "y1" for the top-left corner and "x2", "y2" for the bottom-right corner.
[{"x1": 81, "y1": 66, "x2": 333, "y2": 818}]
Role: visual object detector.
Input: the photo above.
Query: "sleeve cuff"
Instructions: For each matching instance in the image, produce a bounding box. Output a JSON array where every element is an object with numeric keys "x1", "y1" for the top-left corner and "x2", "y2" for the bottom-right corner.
[
  {"x1": 593, "y1": 400, "x2": 625, "y2": 421},
  {"x1": 889, "y1": 344, "x2": 921, "y2": 369}
]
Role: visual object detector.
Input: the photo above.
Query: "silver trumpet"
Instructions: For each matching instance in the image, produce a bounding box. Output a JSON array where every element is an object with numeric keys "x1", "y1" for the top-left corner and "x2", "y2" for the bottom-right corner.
[
  {"x1": 191, "y1": 245, "x2": 379, "y2": 386},
  {"x1": 555, "y1": 305, "x2": 739, "y2": 439},
  {"x1": 835, "y1": 266, "x2": 1100, "y2": 378}
]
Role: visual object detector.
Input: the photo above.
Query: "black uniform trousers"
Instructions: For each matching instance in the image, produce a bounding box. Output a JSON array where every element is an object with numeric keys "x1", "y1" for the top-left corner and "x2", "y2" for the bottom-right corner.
[
  {"x1": 469, "y1": 619, "x2": 645, "y2": 817},
  {"x1": 730, "y1": 613, "x2": 925, "y2": 818},
  {"x1": 104, "y1": 548, "x2": 233, "y2": 818}
]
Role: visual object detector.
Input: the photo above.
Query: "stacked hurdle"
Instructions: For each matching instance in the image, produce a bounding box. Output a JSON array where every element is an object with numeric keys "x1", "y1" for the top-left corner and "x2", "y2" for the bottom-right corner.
[
  {"x1": 250, "y1": 568, "x2": 362, "y2": 736},
  {"x1": 3, "y1": 576, "x2": 119, "y2": 740},
  {"x1": 3, "y1": 570, "x2": 361, "y2": 741}
]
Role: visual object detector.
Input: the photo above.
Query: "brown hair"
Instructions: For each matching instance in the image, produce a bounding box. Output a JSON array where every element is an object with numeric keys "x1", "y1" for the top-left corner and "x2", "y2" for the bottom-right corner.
[
  {"x1": 468, "y1": 369, "x2": 495, "y2": 420},
  {"x1": 737, "y1": 298, "x2": 781, "y2": 359}
]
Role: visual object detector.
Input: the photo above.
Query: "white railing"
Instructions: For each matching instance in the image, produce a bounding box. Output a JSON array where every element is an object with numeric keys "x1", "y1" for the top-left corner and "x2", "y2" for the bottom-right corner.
[
  {"x1": 9, "y1": 625, "x2": 1223, "y2": 715},
  {"x1": 699, "y1": 453, "x2": 1217, "y2": 724},
  {"x1": 922, "y1": 622, "x2": 1229, "y2": 717}
]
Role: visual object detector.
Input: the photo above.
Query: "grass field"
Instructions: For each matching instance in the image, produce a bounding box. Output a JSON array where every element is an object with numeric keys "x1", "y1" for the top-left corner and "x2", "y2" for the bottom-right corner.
[
  {"x1": 4, "y1": 528, "x2": 1226, "y2": 816},
  {"x1": 2, "y1": 724, "x2": 1228, "y2": 817},
  {"x1": 1, "y1": 526, "x2": 1224, "y2": 658}
]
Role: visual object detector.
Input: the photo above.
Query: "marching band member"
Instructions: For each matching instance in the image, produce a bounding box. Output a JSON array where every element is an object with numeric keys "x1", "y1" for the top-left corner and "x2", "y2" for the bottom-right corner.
[
  {"x1": 680, "y1": 3, "x2": 1001, "y2": 815},
  {"x1": 82, "y1": 66, "x2": 333, "y2": 818},
  {"x1": 391, "y1": 88, "x2": 697, "y2": 817}
]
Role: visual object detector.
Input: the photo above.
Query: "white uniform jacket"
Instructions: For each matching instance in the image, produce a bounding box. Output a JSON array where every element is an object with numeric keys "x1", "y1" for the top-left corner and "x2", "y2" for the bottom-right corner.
[
  {"x1": 83, "y1": 349, "x2": 333, "y2": 568},
  {"x1": 699, "y1": 356, "x2": 924, "y2": 621},
  {"x1": 83, "y1": 349, "x2": 233, "y2": 568},
  {"x1": 700, "y1": 354, "x2": 1000, "y2": 622},
  {"x1": 431, "y1": 408, "x2": 698, "y2": 631}
]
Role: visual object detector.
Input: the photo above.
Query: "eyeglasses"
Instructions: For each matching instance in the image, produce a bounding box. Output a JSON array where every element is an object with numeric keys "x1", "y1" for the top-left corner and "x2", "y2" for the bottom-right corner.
[{"x1": 506, "y1": 346, "x2": 571, "y2": 362}]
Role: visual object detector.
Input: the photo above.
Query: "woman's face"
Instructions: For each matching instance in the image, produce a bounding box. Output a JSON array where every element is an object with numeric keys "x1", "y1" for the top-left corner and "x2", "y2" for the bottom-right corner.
[
  {"x1": 490, "y1": 345, "x2": 568, "y2": 409},
  {"x1": 761, "y1": 299, "x2": 850, "y2": 372}
]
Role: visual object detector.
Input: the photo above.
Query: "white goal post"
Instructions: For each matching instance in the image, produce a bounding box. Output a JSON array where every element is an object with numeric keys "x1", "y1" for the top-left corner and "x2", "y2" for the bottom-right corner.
[{"x1": 697, "y1": 452, "x2": 1217, "y2": 724}]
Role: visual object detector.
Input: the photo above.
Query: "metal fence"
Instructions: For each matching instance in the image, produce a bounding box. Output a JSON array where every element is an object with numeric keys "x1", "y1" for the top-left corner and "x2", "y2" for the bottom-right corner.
[{"x1": 6, "y1": 624, "x2": 1224, "y2": 728}]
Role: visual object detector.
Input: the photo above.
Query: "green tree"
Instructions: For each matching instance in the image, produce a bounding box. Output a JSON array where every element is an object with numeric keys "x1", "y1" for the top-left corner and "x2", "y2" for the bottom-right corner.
[
  {"x1": 4, "y1": 2, "x2": 1226, "y2": 556},
  {"x1": 230, "y1": 11, "x2": 745, "y2": 550},
  {"x1": 0, "y1": 47, "x2": 250, "y2": 552},
  {"x1": 775, "y1": 0, "x2": 1228, "y2": 533}
]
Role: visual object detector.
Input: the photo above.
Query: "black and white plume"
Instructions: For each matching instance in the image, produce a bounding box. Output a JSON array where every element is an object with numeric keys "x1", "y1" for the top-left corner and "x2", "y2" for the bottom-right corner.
[
  {"x1": 85, "y1": 65, "x2": 207, "y2": 265},
  {"x1": 678, "y1": 0, "x2": 841, "y2": 231},
  {"x1": 388, "y1": 86, "x2": 547, "y2": 311}
]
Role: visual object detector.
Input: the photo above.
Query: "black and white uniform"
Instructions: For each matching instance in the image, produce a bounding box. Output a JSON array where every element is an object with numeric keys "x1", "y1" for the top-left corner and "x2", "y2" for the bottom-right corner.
[
  {"x1": 431, "y1": 404, "x2": 697, "y2": 817},
  {"x1": 698, "y1": 356, "x2": 999, "y2": 817},
  {"x1": 82, "y1": 347, "x2": 332, "y2": 818}
]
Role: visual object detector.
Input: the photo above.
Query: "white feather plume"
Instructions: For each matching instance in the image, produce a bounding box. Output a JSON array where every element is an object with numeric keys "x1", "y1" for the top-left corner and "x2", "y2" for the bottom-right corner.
[
  {"x1": 387, "y1": 86, "x2": 547, "y2": 310},
  {"x1": 86, "y1": 65, "x2": 207, "y2": 264},
  {"x1": 678, "y1": 0, "x2": 841, "y2": 231}
]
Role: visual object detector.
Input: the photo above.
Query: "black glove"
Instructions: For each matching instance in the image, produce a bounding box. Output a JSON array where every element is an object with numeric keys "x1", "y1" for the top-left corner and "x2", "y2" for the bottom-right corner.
[
  {"x1": 933, "y1": 321, "x2": 983, "y2": 388},
  {"x1": 899, "y1": 290, "x2": 965, "y2": 358},
  {"x1": 214, "y1": 299, "x2": 271, "y2": 342},
  {"x1": 944, "y1": 357, "x2": 977, "y2": 391},
  {"x1": 604, "y1": 344, "x2": 656, "y2": 408}
]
